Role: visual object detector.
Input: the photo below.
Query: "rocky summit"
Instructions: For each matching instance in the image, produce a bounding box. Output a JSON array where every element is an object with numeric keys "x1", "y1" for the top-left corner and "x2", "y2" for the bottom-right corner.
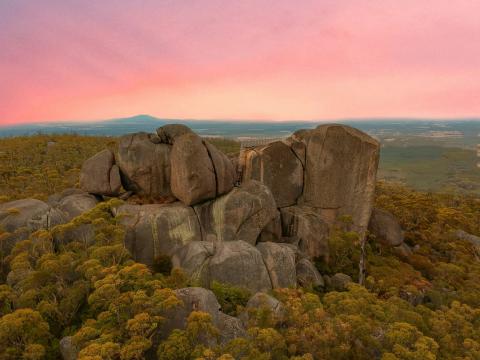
[{"x1": 0, "y1": 123, "x2": 381, "y2": 293}]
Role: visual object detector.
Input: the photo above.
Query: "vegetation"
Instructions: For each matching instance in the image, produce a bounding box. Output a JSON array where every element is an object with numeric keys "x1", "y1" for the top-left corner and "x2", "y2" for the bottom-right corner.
[
  {"x1": 0, "y1": 135, "x2": 479, "y2": 359},
  {"x1": 379, "y1": 146, "x2": 480, "y2": 195},
  {"x1": 0, "y1": 135, "x2": 114, "y2": 202}
]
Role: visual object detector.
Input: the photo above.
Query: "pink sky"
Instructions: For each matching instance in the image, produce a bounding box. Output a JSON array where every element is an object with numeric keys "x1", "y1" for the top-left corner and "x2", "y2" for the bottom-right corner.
[{"x1": 1, "y1": 0, "x2": 479, "y2": 125}]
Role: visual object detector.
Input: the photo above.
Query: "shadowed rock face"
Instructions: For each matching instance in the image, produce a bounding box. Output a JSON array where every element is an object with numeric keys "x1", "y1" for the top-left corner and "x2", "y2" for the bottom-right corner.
[
  {"x1": 301, "y1": 124, "x2": 380, "y2": 231},
  {"x1": 368, "y1": 208, "x2": 404, "y2": 247},
  {"x1": 171, "y1": 241, "x2": 214, "y2": 282},
  {"x1": 194, "y1": 180, "x2": 277, "y2": 245},
  {"x1": 116, "y1": 132, "x2": 173, "y2": 201},
  {"x1": 256, "y1": 242, "x2": 297, "y2": 288},
  {"x1": 170, "y1": 133, "x2": 217, "y2": 205},
  {"x1": 169, "y1": 133, "x2": 235, "y2": 206},
  {"x1": 115, "y1": 202, "x2": 202, "y2": 267},
  {"x1": 80, "y1": 149, "x2": 122, "y2": 196},
  {"x1": 280, "y1": 205, "x2": 330, "y2": 260},
  {"x1": 204, "y1": 241, "x2": 272, "y2": 292},
  {"x1": 296, "y1": 258, "x2": 324, "y2": 288},
  {"x1": 243, "y1": 141, "x2": 303, "y2": 207},
  {"x1": 203, "y1": 141, "x2": 236, "y2": 197}
]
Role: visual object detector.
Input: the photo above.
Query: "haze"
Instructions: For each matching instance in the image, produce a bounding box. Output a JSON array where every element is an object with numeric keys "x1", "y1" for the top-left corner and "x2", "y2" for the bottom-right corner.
[{"x1": 1, "y1": 0, "x2": 479, "y2": 125}]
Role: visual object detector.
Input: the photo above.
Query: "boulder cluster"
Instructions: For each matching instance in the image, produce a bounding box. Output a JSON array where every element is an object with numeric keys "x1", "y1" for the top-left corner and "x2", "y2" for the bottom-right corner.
[
  {"x1": 84, "y1": 123, "x2": 381, "y2": 292},
  {"x1": 0, "y1": 123, "x2": 392, "y2": 293}
]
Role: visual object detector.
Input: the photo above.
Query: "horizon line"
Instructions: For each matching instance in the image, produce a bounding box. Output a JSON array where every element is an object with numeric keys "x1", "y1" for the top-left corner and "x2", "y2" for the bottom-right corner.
[{"x1": 2, "y1": 114, "x2": 480, "y2": 128}]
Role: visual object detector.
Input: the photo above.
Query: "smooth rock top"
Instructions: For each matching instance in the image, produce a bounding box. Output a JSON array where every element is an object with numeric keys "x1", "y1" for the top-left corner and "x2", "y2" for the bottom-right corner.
[{"x1": 156, "y1": 124, "x2": 194, "y2": 145}]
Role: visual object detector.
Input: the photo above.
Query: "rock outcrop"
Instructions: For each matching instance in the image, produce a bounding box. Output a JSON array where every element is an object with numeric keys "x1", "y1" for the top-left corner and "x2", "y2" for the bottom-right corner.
[
  {"x1": 300, "y1": 124, "x2": 379, "y2": 231},
  {"x1": 280, "y1": 206, "x2": 330, "y2": 260},
  {"x1": 368, "y1": 208, "x2": 404, "y2": 247},
  {"x1": 170, "y1": 132, "x2": 235, "y2": 205},
  {"x1": 194, "y1": 180, "x2": 277, "y2": 245},
  {"x1": 80, "y1": 149, "x2": 122, "y2": 196},
  {"x1": 116, "y1": 132, "x2": 173, "y2": 201},
  {"x1": 4, "y1": 122, "x2": 382, "y2": 301},
  {"x1": 204, "y1": 241, "x2": 272, "y2": 292},
  {"x1": 115, "y1": 203, "x2": 202, "y2": 267},
  {"x1": 171, "y1": 241, "x2": 214, "y2": 281},
  {"x1": 170, "y1": 132, "x2": 217, "y2": 205},
  {"x1": 243, "y1": 141, "x2": 303, "y2": 207},
  {"x1": 296, "y1": 258, "x2": 324, "y2": 288},
  {"x1": 256, "y1": 242, "x2": 297, "y2": 288}
]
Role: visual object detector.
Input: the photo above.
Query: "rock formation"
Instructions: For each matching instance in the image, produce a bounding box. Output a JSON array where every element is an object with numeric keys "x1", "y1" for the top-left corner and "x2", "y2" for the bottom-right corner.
[
  {"x1": 79, "y1": 149, "x2": 122, "y2": 196},
  {"x1": 1, "y1": 123, "x2": 380, "y2": 295},
  {"x1": 116, "y1": 132, "x2": 173, "y2": 201}
]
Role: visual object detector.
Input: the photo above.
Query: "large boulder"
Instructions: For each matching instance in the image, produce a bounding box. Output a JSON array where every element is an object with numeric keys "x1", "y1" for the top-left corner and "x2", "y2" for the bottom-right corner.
[
  {"x1": 300, "y1": 124, "x2": 380, "y2": 231},
  {"x1": 170, "y1": 133, "x2": 216, "y2": 205},
  {"x1": 204, "y1": 241, "x2": 272, "y2": 292},
  {"x1": 256, "y1": 242, "x2": 297, "y2": 288},
  {"x1": 242, "y1": 141, "x2": 303, "y2": 207},
  {"x1": 79, "y1": 149, "x2": 122, "y2": 196},
  {"x1": 170, "y1": 133, "x2": 235, "y2": 206},
  {"x1": 296, "y1": 258, "x2": 324, "y2": 288},
  {"x1": 0, "y1": 199, "x2": 50, "y2": 253},
  {"x1": 194, "y1": 180, "x2": 277, "y2": 245},
  {"x1": 171, "y1": 241, "x2": 214, "y2": 282},
  {"x1": 116, "y1": 132, "x2": 173, "y2": 201},
  {"x1": 115, "y1": 203, "x2": 201, "y2": 268},
  {"x1": 280, "y1": 205, "x2": 330, "y2": 260},
  {"x1": 203, "y1": 141, "x2": 236, "y2": 196},
  {"x1": 368, "y1": 208, "x2": 404, "y2": 247}
]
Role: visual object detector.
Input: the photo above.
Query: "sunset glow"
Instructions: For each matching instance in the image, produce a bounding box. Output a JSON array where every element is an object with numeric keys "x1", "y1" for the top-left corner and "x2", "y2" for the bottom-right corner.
[{"x1": 1, "y1": 0, "x2": 479, "y2": 124}]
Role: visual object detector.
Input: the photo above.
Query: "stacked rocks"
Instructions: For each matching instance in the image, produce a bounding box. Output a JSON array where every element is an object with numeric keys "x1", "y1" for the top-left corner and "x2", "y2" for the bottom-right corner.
[{"x1": 1, "y1": 123, "x2": 382, "y2": 294}]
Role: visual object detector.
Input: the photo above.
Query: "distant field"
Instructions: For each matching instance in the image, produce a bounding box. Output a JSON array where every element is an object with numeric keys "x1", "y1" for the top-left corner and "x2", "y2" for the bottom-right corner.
[{"x1": 378, "y1": 146, "x2": 480, "y2": 195}]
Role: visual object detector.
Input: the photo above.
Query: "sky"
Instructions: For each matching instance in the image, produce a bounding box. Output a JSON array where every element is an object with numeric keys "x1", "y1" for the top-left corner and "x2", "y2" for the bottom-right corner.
[{"x1": 1, "y1": 0, "x2": 479, "y2": 125}]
